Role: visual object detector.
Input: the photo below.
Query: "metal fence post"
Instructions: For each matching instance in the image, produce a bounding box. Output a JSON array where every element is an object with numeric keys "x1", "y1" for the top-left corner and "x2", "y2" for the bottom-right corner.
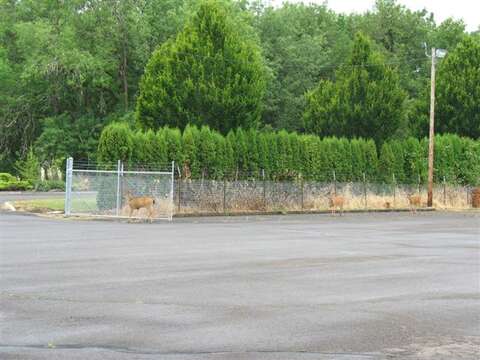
[
  {"x1": 64, "y1": 157, "x2": 73, "y2": 216},
  {"x1": 115, "y1": 160, "x2": 122, "y2": 216},
  {"x1": 363, "y1": 172, "x2": 367, "y2": 209},
  {"x1": 170, "y1": 161, "x2": 175, "y2": 220}
]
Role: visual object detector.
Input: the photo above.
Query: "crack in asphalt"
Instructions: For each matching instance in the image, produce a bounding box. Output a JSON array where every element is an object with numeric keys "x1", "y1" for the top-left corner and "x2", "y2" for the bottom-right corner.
[{"x1": 0, "y1": 344, "x2": 381, "y2": 358}]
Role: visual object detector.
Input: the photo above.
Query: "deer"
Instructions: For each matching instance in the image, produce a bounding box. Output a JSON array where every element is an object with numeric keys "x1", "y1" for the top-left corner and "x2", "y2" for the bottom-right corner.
[
  {"x1": 407, "y1": 194, "x2": 422, "y2": 213},
  {"x1": 329, "y1": 194, "x2": 345, "y2": 216},
  {"x1": 125, "y1": 191, "x2": 156, "y2": 220}
]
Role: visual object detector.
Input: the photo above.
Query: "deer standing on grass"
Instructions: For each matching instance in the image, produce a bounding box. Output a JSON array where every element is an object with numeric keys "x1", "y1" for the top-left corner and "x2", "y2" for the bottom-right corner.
[
  {"x1": 329, "y1": 194, "x2": 345, "y2": 216},
  {"x1": 125, "y1": 191, "x2": 156, "y2": 220},
  {"x1": 407, "y1": 194, "x2": 422, "y2": 213}
]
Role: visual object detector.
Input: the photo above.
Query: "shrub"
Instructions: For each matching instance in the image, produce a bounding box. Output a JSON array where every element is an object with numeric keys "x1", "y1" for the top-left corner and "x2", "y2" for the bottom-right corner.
[
  {"x1": 0, "y1": 173, "x2": 32, "y2": 191},
  {"x1": 33, "y1": 180, "x2": 65, "y2": 192},
  {"x1": 15, "y1": 149, "x2": 40, "y2": 183},
  {"x1": 97, "y1": 122, "x2": 133, "y2": 164},
  {"x1": 96, "y1": 124, "x2": 479, "y2": 185}
]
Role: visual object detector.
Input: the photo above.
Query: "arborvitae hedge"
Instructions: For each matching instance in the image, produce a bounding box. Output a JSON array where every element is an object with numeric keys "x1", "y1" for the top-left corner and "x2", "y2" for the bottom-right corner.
[{"x1": 97, "y1": 123, "x2": 480, "y2": 185}]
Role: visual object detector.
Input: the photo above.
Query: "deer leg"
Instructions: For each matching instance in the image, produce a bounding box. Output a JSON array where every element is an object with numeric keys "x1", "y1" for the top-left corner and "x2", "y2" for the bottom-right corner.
[{"x1": 148, "y1": 206, "x2": 153, "y2": 222}]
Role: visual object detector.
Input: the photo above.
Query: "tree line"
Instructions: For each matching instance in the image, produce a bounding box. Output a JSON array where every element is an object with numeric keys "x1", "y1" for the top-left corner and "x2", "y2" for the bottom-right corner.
[
  {"x1": 97, "y1": 123, "x2": 480, "y2": 185},
  {"x1": 1, "y1": 0, "x2": 479, "y2": 175}
]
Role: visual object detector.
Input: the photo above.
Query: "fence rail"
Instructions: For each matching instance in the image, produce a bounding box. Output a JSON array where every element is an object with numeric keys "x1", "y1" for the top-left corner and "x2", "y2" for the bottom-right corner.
[
  {"x1": 174, "y1": 178, "x2": 474, "y2": 214},
  {"x1": 65, "y1": 158, "x2": 477, "y2": 219},
  {"x1": 64, "y1": 158, "x2": 175, "y2": 220}
]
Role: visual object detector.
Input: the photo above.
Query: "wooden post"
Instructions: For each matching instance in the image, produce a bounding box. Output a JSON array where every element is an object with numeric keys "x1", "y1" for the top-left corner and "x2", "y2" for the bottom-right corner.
[{"x1": 427, "y1": 47, "x2": 436, "y2": 207}]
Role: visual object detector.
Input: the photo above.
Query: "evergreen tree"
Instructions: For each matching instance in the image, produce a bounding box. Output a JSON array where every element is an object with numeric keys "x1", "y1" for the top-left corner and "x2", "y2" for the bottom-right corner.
[
  {"x1": 437, "y1": 36, "x2": 480, "y2": 138},
  {"x1": 182, "y1": 124, "x2": 200, "y2": 178},
  {"x1": 403, "y1": 137, "x2": 423, "y2": 184},
  {"x1": 14, "y1": 148, "x2": 40, "y2": 183},
  {"x1": 378, "y1": 142, "x2": 395, "y2": 183},
  {"x1": 225, "y1": 130, "x2": 237, "y2": 177},
  {"x1": 246, "y1": 128, "x2": 260, "y2": 175},
  {"x1": 350, "y1": 139, "x2": 366, "y2": 181},
  {"x1": 162, "y1": 127, "x2": 182, "y2": 166},
  {"x1": 151, "y1": 129, "x2": 168, "y2": 168},
  {"x1": 211, "y1": 131, "x2": 226, "y2": 179},
  {"x1": 97, "y1": 122, "x2": 133, "y2": 164},
  {"x1": 131, "y1": 131, "x2": 148, "y2": 165},
  {"x1": 389, "y1": 140, "x2": 405, "y2": 183},
  {"x1": 276, "y1": 130, "x2": 293, "y2": 179},
  {"x1": 136, "y1": 0, "x2": 266, "y2": 133},
  {"x1": 364, "y1": 139, "x2": 379, "y2": 181},
  {"x1": 257, "y1": 132, "x2": 269, "y2": 175},
  {"x1": 265, "y1": 132, "x2": 279, "y2": 179},
  {"x1": 304, "y1": 80, "x2": 341, "y2": 136},
  {"x1": 304, "y1": 33, "x2": 406, "y2": 145},
  {"x1": 288, "y1": 132, "x2": 301, "y2": 177},
  {"x1": 459, "y1": 137, "x2": 480, "y2": 186},
  {"x1": 235, "y1": 128, "x2": 249, "y2": 176}
]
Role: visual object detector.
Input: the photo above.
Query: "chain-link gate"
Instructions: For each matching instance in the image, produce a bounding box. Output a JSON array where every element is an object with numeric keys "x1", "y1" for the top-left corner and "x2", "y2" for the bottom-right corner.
[{"x1": 65, "y1": 158, "x2": 175, "y2": 220}]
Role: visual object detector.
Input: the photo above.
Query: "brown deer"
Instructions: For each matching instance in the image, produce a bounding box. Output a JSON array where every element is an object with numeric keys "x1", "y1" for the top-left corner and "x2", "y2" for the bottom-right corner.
[
  {"x1": 125, "y1": 191, "x2": 156, "y2": 219},
  {"x1": 329, "y1": 195, "x2": 345, "y2": 216},
  {"x1": 407, "y1": 194, "x2": 422, "y2": 213}
]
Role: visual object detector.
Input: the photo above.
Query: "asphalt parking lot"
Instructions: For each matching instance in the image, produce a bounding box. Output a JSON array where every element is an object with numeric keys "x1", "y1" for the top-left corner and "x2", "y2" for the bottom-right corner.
[{"x1": 0, "y1": 211, "x2": 479, "y2": 359}]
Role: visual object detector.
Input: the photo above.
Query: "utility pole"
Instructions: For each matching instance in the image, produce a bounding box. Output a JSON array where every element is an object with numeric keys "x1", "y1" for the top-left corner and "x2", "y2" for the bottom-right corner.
[
  {"x1": 427, "y1": 47, "x2": 436, "y2": 207},
  {"x1": 426, "y1": 47, "x2": 447, "y2": 207}
]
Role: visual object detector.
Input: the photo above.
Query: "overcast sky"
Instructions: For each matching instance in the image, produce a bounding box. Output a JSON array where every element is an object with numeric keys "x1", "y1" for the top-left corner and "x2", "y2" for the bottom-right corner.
[{"x1": 270, "y1": 0, "x2": 479, "y2": 32}]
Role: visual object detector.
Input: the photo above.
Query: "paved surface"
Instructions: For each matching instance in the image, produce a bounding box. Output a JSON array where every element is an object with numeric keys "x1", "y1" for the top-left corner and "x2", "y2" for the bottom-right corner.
[{"x1": 0, "y1": 211, "x2": 479, "y2": 359}]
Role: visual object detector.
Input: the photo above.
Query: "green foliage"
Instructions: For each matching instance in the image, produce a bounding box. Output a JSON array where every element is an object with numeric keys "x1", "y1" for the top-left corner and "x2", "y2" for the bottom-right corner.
[
  {"x1": 97, "y1": 122, "x2": 133, "y2": 164},
  {"x1": 182, "y1": 124, "x2": 200, "y2": 177},
  {"x1": 162, "y1": 127, "x2": 182, "y2": 166},
  {"x1": 33, "y1": 180, "x2": 65, "y2": 192},
  {"x1": 437, "y1": 36, "x2": 480, "y2": 138},
  {"x1": 136, "y1": 0, "x2": 266, "y2": 133},
  {"x1": 1, "y1": 0, "x2": 477, "y2": 174},
  {"x1": 402, "y1": 137, "x2": 424, "y2": 184},
  {"x1": 0, "y1": 173, "x2": 32, "y2": 191},
  {"x1": 15, "y1": 149, "x2": 40, "y2": 183},
  {"x1": 304, "y1": 33, "x2": 406, "y2": 145},
  {"x1": 378, "y1": 142, "x2": 396, "y2": 183},
  {"x1": 97, "y1": 123, "x2": 479, "y2": 185},
  {"x1": 364, "y1": 139, "x2": 379, "y2": 181},
  {"x1": 254, "y1": 2, "x2": 349, "y2": 130}
]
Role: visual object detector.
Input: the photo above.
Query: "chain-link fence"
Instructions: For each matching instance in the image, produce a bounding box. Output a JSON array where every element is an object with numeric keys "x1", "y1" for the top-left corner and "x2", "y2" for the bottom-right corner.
[
  {"x1": 65, "y1": 159, "x2": 476, "y2": 218},
  {"x1": 65, "y1": 158, "x2": 175, "y2": 220},
  {"x1": 175, "y1": 170, "x2": 476, "y2": 215}
]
